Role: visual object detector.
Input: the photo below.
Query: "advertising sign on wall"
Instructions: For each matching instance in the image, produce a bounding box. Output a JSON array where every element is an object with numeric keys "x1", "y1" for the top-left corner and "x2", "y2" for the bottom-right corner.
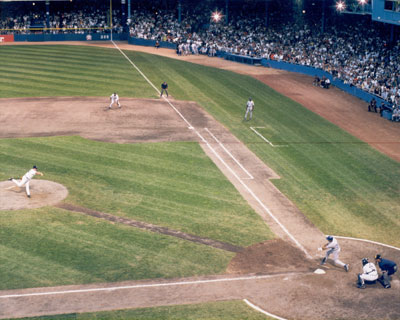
[{"x1": 0, "y1": 35, "x2": 15, "y2": 43}]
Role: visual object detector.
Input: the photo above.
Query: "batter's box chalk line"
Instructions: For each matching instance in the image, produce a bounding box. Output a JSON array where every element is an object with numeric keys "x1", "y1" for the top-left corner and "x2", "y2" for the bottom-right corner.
[{"x1": 250, "y1": 127, "x2": 288, "y2": 147}]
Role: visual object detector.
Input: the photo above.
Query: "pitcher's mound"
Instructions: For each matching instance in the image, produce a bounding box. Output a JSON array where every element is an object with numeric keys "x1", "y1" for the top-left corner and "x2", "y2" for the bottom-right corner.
[{"x1": 0, "y1": 180, "x2": 68, "y2": 210}]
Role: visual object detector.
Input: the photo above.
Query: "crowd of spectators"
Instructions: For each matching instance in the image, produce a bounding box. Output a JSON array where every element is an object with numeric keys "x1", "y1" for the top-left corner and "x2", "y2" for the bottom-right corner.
[
  {"x1": 0, "y1": 2, "x2": 122, "y2": 34},
  {"x1": 1, "y1": 2, "x2": 400, "y2": 114}
]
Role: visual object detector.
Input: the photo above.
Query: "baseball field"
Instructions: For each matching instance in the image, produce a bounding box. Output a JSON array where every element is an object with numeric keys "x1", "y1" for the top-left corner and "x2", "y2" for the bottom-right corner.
[{"x1": 0, "y1": 43, "x2": 399, "y2": 319}]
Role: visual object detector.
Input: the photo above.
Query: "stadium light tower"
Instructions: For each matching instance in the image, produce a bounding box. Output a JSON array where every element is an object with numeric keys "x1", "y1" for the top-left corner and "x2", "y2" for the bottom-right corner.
[
  {"x1": 211, "y1": 10, "x2": 223, "y2": 23},
  {"x1": 336, "y1": 1, "x2": 346, "y2": 12}
]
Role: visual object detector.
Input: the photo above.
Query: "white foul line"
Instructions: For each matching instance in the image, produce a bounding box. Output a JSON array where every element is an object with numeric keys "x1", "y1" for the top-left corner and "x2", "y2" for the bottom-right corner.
[
  {"x1": 111, "y1": 41, "x2": 193, "y2": 130},
  {"x1": 333, "y1": 235, "x2": 400, "y2": 251},
  {"x1": 250, "y1": 127, "x2": 287, "y2": 147},
  {"x1": 0, "y1": 273, "x2": 305, "y2": 299},
  {"x1": 111, "y1": 41, "x2": 311, "y2": 259},
  {"x1": 244, "y1": 299, "x2": 288, "y2": 320},
  {"x1": 194, "y1": 130, "x2": 312, "y2": 259},
  {"x1": 205, "y1": 128, "x2": 254, "y2": 180}
]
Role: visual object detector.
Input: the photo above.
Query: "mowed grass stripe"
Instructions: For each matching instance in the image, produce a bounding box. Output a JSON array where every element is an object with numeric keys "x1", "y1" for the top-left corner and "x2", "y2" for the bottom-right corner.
[
  {"x1": 0, "y1": 208, "x2": 235, "y2": 290},
  {"x1": 0, "y1": 45, "x2": 155, "y2": 98},
  {"x1": 0, "y1": 136, "x2": 271, "y2": 247},
  {"x1": 5, "y1": 300, "x2": 272, "y2": 320},
  {"x1": 1, "y1": 45, "x2": 399, "y2": 246},
  {"x1": 0, "y1": 62, "x2": 136, "y2": 84},
  {"x1": 118, "y1": 50, "x2": 400, "y2": 246},
  {"x1": 0, "y1": 138, "x2": 240, "y2": 201}
]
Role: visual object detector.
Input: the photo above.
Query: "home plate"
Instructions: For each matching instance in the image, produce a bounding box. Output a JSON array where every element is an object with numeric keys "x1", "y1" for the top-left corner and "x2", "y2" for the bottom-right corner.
[{"x1": 314, "y1": 269, "x2": 326, "y2": 274}]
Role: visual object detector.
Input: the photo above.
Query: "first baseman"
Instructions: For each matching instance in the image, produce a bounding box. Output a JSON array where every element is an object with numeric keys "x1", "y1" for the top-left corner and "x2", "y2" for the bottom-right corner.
[
  {"x1": 9, "y1": 165, "x2": 44, "y2": 198},
  {"x1": 320, "y1": 235, "x2": 349, "y2": 272},
  {"x1": 109, "y1": 92, "x2": 121, "y2": 109}
]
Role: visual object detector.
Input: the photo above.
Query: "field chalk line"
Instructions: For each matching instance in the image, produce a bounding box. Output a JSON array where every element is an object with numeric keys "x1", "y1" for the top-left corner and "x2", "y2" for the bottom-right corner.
[
  {"x1": 111, "y1": 40, "x2": 311, "y2": 259},
  {"x1": 0, "y1": 273, "x2": 305, "y2": 299},
  {"x1": 205, "y1": 128, "x2": 254, "y2": 180},
  {"x1": 334, "y1": 235, "x2": 400, "y2": 251},
  {"x1": 250, "y1": 127, "x2": 288, "y2": 147},
  {"x1": 244, "y1": 299, "x2": 288, "y2": 320},
  {"x1": 111, "y1": 41, "x2": 193, "y2": 130}
]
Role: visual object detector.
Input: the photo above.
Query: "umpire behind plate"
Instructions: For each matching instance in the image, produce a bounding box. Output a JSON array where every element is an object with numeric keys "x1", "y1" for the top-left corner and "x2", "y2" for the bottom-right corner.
[{"x1": 375, "y1": 254, "x2": 397, "y2": 289}]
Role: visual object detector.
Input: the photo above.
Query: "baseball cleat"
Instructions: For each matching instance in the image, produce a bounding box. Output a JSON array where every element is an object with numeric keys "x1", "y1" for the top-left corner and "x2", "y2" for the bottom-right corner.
[
  {"x1": 357, "y1": 284, "x2": 365, "y2": 289},
  {"x1": 8, "y1": 177, "x2": 14, "y2": 181},
  {"x1": 344, "y1": 264, "x2": 349, "y2": 272},
  {"x1": 320, "y1": 257, "x2": 327, "y2": 265},
  {"x1": 27, "y1": 195, "x2": 31, "y2": 198}
]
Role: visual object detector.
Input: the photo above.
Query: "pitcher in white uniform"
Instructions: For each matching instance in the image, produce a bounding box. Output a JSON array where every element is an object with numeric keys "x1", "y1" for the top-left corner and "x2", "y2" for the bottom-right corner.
[{"x1": 9, "y1": 165, "x2": 44, "y2": 198}]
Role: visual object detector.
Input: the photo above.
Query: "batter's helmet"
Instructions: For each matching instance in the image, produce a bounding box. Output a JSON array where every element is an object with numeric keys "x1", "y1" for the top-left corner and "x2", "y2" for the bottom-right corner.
[
  {"x1": 326, "y1": 235, "x2": 333, "y2": 241},
  {"x1": 362, "y1": 258, "x2": 369, "y2": 266}
]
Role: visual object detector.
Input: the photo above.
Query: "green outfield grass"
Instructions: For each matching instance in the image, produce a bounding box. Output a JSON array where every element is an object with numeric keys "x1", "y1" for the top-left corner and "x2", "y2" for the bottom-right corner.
[
  {"x1": 5, "y1": 300, "x2": 272, "y2": 320},
  {"x1": 0, "y1": 44, "x2": 399, "y2": 293},
  {"x1": 0, "y1": 136, "x2": 271, "y2": 289}
]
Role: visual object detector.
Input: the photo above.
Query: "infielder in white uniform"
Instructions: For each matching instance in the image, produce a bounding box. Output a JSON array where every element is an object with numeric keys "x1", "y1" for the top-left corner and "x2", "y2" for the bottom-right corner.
[
  {"x1": 357, "y1": 258, "x2": 379, "y2": 289},
  {"x1": 9, "y1": 165, "x2": 44, "y2": 198},
  {"x1": 244, "y1": 98, "x2": 254, "y2": 121},
  {"x1": 109, "y1": 92, "x2": 121, "y2": 109},
  {"x1": 320, "y1": 235, "x2": 349, "y2": 272}
]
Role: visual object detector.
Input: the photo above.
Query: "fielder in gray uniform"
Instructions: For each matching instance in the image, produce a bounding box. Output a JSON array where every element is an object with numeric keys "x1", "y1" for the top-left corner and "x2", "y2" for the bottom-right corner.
[
  {"x1": 244, "y1": 98, "x2": 254, "y2": 121},
  {"x1": 320, "y1": 235, "x2": 349, "y2": 272},
  {"x1": 9, "y1": 165, "x2": 44, "y2": 198}
]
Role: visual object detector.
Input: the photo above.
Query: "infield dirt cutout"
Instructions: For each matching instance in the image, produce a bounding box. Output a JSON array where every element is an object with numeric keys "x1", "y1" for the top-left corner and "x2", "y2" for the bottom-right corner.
[{"x1": 0, "y1": 43, "x2": 400, "y2": 320}]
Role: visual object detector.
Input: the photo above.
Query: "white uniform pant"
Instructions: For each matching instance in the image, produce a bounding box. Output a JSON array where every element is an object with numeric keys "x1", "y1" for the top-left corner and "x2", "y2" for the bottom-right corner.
[
  {"x1": 325, "y1": 249, "x2": 346, "y2": 267},
  {"x1": 12, "y1": 176, "x2": 31, "y2": 196},
  {"x1": 109, "y1": 99, "x2": 120, "y2": 108},
  {"x1": 244, "y1": 107, "x2": 253, "y2": 120},
  {"x1": 359, "y1": 273, "x2": 378, "y2": 285}
]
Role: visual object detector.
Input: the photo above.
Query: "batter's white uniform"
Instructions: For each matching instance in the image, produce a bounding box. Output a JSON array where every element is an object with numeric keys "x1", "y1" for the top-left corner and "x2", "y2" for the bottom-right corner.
[
  {"x1": 324, "y1": 237, "x2": 347, "y2": 268},
  {"x1": 359, "y1": 262, "x2": 379, "y2": 285},
  {"x1": 11, "y1": 169, "x2": 38, "y2": 197},
  {"x1": 244, "y1": 99, "x2": 254, "y2": 120},
  {"x1": 109, "y1": 93, "x2": 121, "y2": 108}
]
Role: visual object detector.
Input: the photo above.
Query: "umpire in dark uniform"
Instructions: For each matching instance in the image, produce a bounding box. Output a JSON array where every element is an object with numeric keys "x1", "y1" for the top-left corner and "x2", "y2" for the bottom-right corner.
[
  {"x1": 375, "y1": 254, "x2": 398, "y2": 276},
  {"x1": 160, "y1": 81, "x2": 168, "y2": 97}
]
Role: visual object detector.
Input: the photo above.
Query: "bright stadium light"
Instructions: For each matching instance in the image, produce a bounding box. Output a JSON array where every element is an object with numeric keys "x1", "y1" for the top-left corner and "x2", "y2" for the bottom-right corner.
[
  {"x1": 336, "y1": 1, "x2": 346, "y2": 11},
  {"x1": 211, "y1": 10, "x2": 222, "y2": 22},
  {"x1": 358, "y1": 0, "x2": 367, "y2": 4}
]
